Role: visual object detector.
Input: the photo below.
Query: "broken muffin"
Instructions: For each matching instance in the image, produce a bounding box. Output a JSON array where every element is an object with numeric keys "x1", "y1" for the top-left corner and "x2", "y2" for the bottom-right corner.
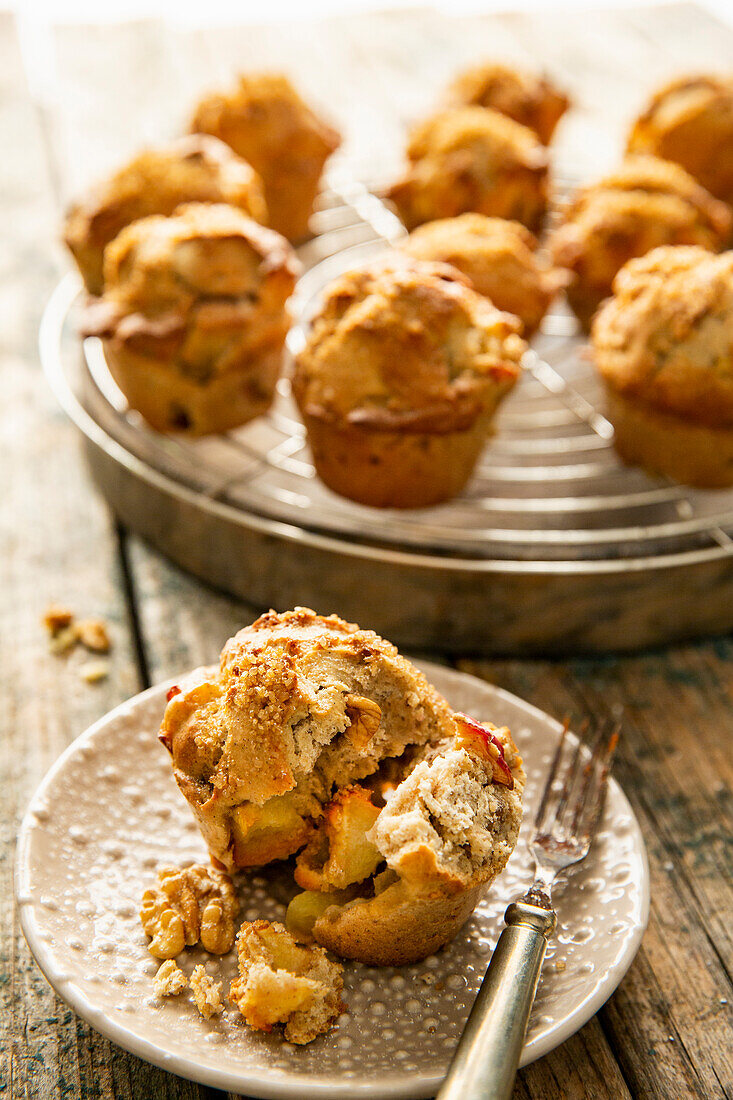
[
  {"x1": 159, "y1": 608, "x2": 458, "y2": 873},
  {"x1": 159, "y1": 608, "x2": 524, "y2": 966}
]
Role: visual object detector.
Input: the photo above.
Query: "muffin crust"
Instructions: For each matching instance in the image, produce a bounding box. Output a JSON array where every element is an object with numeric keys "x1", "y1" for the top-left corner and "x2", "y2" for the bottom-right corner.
[
  {"x1": 402, "y1": 214, "x2": 560, "y2": 335},
  {"x1": 64, "y1": 135, "x2": 267, "y2": 296},
  {"x1": 292, "y1": 256, "x2": 524, "y2": 507},
  {"x1": 191, "y1": 72, "x2": 341, "y2": 241},
  {"x1": 592, "y1": 245, "x2": 733, "y2": 485},
  {"x1": 551, "y1": 155, "x2": 731, "y2": 329},
  {"x1": 83, "y1": 202, "x2": 298, "y2": 435},
  {"x1": 627, "y1": 74, "x2": 733, "y2": 203},
  {"x1": 446, "y1": 62, "x2": 569, "y2": 144},
  {"x1": 387, "y1": 106, "x2": 549, "y2": 234}
]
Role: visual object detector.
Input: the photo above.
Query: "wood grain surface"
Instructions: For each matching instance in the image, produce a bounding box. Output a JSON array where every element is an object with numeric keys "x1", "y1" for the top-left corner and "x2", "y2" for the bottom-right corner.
[{"x1": 2, "y1": 5, "x2": 732, "y2": 1098}]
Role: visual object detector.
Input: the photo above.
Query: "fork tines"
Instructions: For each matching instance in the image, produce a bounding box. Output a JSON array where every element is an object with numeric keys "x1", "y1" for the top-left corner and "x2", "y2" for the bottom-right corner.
[{"x1": 535, "y1": 715, "x2": 620, "y2": 847}]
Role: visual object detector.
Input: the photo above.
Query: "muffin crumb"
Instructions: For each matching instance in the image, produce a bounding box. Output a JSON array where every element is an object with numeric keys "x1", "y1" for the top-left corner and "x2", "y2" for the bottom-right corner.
[
  {"x1": 229, "y1": 920, "x2": 343, "y2": 1044},
  {"x1": 190, "y1": 965, "x2": 224, "y2": 1018},
  {"x1": 43, "y1": 605, "x2": 74, "y2": 634},
  {"x1": 154, "y1": 959, "x2": 187, "y2": 997},
  {"x1": 79, "y1": 658, "x2": 110, "y2": 683},
  {"x1": 76, "y1": 619, "x2": 111, "y2": 653}
]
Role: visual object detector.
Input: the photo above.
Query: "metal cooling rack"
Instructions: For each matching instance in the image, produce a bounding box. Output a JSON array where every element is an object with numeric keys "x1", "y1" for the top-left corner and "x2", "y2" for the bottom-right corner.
[{"x1": 59, "y1": 176, "x2": 733, "y2": 567}]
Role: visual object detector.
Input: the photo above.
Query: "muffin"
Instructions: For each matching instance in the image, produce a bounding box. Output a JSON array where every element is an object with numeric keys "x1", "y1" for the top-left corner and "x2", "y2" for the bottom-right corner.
[
  {"x1": 82, "y1": 203, "x2": 298, "y2": 436},
  {"x1": 159, "y1": 608, "x2": 524, "y2": 966},
  {"x1": 550, "y1": 155, "x2": 732, "y2": 330},
  {"x1": 627, "y1": 75, "x2": 733, "y2": 204},
  {"x1": 63, "y1": 135, "x2": 267, "y2": 296},
  {"x1": 190, "y1": 72, "x2": 341, "y2": 242},
  {"x1": 287, "y1": 713, "x2": 524, "y2": 966},
  {"x1": 229, "y1": 920, "x2": 344, "y2": 1044},
  {"x1": 592, "y1": 245, "x2": 733, "y2": 487},
  {"x1": 292, "y1": 257, "x2": 524, "y2": 508},
  {"x1": 401, "y1": 214, "x2": 561, "y2": 336},
  {"x1": 446, "y1": 62, "x2": 569, "y2": 144},
  {"x1": 387, "y1": 106, "x2": 549, "y2": 234},
  {"x1": 159, "y1": 608, "x2": 459, "y2": 872}
]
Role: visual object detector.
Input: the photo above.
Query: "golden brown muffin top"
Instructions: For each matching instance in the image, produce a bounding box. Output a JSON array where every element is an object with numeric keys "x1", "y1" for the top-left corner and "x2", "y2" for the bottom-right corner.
[
  {"x1": 628, "y1": 74, "x2": 733, "y2": 147},
  {"x1": 85, "y1": 202, "x2": 297, "y2": 339},
  {"x1": 293, "y1": 256, "x2": 525, "y2": 431},
  {"x1": 446, "y1": 62, "x2": 569, "y2": 144},
  {"x1": 406, "y1": 105, "x2": 548, "y2": 170},
  {"x1": 592, "y1": 245, "x2": 733, "y2": 428},
  {"x1": 626, "y1": 75, "x2": 733, "y2": 201},
  {"x1": 401, "y1": 214, "x2": 560, "y2": 334},
  {"x1": 191, "y1": 72, "x2": 341, "y2": 166},
  {"x1": 160, "y1": 607, "x2": 457, "y2": 811},
  {"x1": 555, "y1": 155, "x2": 731, "y2": 249},
  {"x1": 403, "y1": 211, "x2": 539, "y2": 260},
  {"x1": 63, "y1": 135, "x2": 268, "y2": 296}
]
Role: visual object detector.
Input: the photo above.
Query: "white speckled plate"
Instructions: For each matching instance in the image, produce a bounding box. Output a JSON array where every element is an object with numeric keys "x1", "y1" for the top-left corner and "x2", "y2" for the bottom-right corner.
[{"x1": 16, "y1": 663, "x2": 649, "y2": 1098}]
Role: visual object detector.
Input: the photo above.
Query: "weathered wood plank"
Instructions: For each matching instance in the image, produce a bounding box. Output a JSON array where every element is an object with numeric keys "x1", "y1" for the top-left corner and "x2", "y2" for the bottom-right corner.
[
  {"x1": 460, "y1": 640, "x2": 733, "y2": 1099},
  {"x1": 0, "y1": 14, "x2": 233, "y2": 1100}
]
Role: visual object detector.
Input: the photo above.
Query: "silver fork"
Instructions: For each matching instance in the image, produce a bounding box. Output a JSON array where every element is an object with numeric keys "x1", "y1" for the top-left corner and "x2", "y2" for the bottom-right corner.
[{"x1": 437, "y1": 716, "x2": 620, "y2": 1100}]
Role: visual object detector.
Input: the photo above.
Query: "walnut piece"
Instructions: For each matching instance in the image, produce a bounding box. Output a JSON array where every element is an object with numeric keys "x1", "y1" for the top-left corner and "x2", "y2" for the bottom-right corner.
[
  {"x1": 153, "y1": 959, "x2": 187, "y2": 997},
  {"x1": 140, "y1": 864, "x2": 239, "y2": 959},
  {"x1": 344, "y1": 694, "x2": 382, "y2": 748},
  {"x1": 230, "y1": 920, "x2": 343, "y2": 1044},
  {"x1": 77, "y1": 618, "x2": 111, "y2": 653},
  {"x1": 190, "y1": 965, "x2": 224, "y2": 1018},
  {"x1": 43, "y1": 605, "x2": 74, "y2": 634}
]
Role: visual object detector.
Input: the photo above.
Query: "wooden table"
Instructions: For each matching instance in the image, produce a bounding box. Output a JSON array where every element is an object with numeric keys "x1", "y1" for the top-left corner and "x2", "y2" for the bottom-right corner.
[{"x1": 3, "y1": 4, "x2": 733, "y2": 1097}]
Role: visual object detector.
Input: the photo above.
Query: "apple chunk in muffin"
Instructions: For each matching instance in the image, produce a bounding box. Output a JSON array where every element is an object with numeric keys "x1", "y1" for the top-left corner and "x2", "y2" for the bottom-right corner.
[{"x1": 295, "y1": 786, "x2": 382, "y2": 892}]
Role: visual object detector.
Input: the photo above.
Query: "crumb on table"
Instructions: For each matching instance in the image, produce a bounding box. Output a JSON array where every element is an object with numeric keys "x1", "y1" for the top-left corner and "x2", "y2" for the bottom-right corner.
[
  {"x1": 79, "y1": 658, "x2": 110, "y2": 683},
  {"x1": 43, "y1": 604, "x2": 74, "y2": 633},
  {"x1": 76, "y1": 618, "x2": 111, "y2": 652}
]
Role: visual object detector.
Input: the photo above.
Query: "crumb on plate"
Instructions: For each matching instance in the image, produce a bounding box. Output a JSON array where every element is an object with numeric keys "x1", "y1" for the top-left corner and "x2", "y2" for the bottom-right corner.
[
  {"x1": 154, "y1": 959, "x2": 187, "y2": 997},
  {"x1": 190, "y1": 965, "x2": 224, "y2": 1018}
]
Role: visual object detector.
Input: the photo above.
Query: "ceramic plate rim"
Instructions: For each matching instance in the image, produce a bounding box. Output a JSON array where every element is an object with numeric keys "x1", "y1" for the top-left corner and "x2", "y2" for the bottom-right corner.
[{"x1": 16, "y1": 664, "x2": 650, "y2": 1099}]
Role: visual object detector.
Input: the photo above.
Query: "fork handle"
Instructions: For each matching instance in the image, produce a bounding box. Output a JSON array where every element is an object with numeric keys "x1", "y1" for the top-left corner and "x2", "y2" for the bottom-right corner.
[{"x1": 437, "y1": 901, "x2": 557, "y2": 1100}]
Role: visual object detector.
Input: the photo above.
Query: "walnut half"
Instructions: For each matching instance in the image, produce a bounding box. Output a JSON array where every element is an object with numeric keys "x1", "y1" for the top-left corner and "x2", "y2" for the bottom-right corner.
[{"x1": 140, "y1": 863, "x2": 239, "y2": 959}]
